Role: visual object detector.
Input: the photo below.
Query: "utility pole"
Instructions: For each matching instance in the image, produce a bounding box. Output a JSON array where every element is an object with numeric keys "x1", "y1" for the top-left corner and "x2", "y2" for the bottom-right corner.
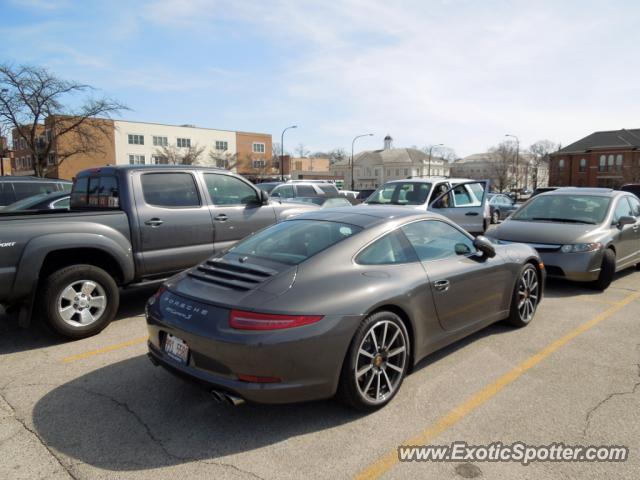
[
  {"x1": 280, "y1": 125, "x2": 297, "y2": 181},
  {"x1": 351, "y1": 133, "x2": 373, "y2": 190}
]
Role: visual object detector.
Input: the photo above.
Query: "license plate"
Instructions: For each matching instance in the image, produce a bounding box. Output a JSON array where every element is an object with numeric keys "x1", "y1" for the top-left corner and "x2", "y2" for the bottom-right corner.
[{"x1": 164, "y1": 334, "x2": 189, "y2": 364}]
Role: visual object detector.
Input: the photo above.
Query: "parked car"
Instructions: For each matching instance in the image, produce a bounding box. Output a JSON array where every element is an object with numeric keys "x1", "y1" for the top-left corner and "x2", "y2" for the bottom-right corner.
[
  {"x1": 0, "y1": 176, "x2": 71, "y2": 208},
  {"x1": 146, "y1": 207, "x2": 543, "y2": 410},
  {"x1": 530, "y1": 186, "x2": 563, "y2": 197},
  {"x1": 285, "y1": 196, "x2": 353, "y2": 208},
  {"x1": 620, "y1": 183, "x2": 640, "y2": 198},
  {"x1": 488, "y1": 193, "x2": 519, "y2": 223},
  {"x1": 338, "y1": 190, "x2": 359, "y2": 204},
  {"x1": 270, "y1": 181, "x2": 340, "y2": 200},
  {"x1": 1, "y1": 191, "x2": 70, "y2": 212},
  {"x1": 0, "y1": 165, "x2": 318, "y2": 339},
  {"x1": 363, "y1": 178, "x2": 490, "y2": 235},
  {"x1": 356, "y1": 189, "x2": 375, "y2": 203},
  {"x1": 255, "y1": 182, "x2": 282, "y2": 194},
  {"x1": 488, "y1": 188, "x2": 640, "y2": 290}
]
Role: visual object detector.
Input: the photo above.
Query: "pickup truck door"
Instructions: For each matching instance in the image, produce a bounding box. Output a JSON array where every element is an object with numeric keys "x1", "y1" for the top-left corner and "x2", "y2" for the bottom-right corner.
[
  {"x1": 133, "y1": 171, "x2": 215, "y2": 277},
  {"x1": 428, "y1": 180, "x2": 489, "y2": 235},
  {"x1": 202, "y1": 173, "x2": 277, "y2": 253}
]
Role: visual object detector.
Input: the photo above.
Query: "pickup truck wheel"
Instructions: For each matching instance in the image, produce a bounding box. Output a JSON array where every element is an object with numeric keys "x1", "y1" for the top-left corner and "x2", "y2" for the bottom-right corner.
[{"x1": 41, "y1": 264, "x2": 119, "y2": 339}]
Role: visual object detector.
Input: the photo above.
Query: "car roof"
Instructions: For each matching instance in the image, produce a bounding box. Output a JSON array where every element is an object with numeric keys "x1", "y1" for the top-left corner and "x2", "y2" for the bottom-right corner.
[
  {"x1": 75, "y1": 165, "x2": 228, "y2": 177},
  {"x1": 384, "y1": 177, "x2": 474, "y2": 184},
  {"x1": 0, "y1": 176, "x2": 71, "y2": 183},
  {"x1": 289, "y1": 206, "x2": 440, "y2": 228},
  {"x1": 540, "y1": 187, "x2": 622, "y2": 197}
]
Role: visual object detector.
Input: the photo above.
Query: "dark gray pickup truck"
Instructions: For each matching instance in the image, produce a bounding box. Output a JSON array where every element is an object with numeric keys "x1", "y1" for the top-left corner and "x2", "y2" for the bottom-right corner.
[{"x1": 0, "y1": 165, "x2": 317, "y2": 339}]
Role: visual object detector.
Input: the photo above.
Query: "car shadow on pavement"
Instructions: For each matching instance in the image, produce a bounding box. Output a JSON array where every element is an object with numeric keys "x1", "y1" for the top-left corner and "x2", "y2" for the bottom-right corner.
[
  {"x1": 0, "y1": 286, "x2": 158, "y2": 354},
  {"x1": 542, "y1": 268, "x2": 638, "y2": 299},
  {"x1": 32, "y1": 354, "x2": 362, "y2": 471}
]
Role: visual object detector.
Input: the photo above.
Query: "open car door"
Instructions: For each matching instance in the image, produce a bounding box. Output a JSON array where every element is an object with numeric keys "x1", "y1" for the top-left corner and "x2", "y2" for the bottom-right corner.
[{"x1": 428, "y1": 180, "x2": 490, "y2": 235}]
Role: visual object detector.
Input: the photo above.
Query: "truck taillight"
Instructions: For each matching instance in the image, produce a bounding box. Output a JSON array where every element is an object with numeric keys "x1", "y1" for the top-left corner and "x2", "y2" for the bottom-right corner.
[{"x1": 229, "y1": 310, "x2": 323, "y2": 330}]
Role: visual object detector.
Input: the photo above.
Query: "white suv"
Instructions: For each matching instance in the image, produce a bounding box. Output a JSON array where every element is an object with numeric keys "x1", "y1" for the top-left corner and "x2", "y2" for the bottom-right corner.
[
  {"x1": 271, "y1": 182, "x2": 339, "y2": 200},
  {"x1": 363, "y1": 177, "x2": 490, "y2": 235}
]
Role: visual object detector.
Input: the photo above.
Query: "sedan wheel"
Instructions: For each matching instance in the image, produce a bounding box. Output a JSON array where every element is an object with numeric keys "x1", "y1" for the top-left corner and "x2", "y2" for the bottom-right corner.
[
  {"x1": 338, "y1": 311, "x2": 409, "y2": 411},
  {"x1": 507, "y1": 264, "x2": 539, "y2": 327}
]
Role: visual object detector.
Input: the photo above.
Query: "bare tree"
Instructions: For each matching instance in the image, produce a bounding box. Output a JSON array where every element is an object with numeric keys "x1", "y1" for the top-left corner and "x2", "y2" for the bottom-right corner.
[
  {"x1": 0, "y1": 64, "x2": 126, "y2": 177},
  {"x1": 488, "y1": 142, "x2": 516, "y2": 192},
  {"x1": 295, "y1": 143, "x2": 310, "y2": 158},
  {"x1": 181, "y1": 143, "x2": 205, "y2": 165},
  {"x1": 154, "y1": 142, "x2": 205, "y2": 166},
  {"x1": 528, "y1": 140, "x2": 558, "y2": 189},
  {"x1": 208, "y1": 148, "x2": 238, "y2": 171},
  {"x1": 327, "y1": 148, "x2": 348, "y2": 164}
]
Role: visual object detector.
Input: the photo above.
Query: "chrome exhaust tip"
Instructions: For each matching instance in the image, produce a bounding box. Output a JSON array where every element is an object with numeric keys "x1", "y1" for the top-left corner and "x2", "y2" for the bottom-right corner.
[
  {"x1": 211, "y1": 389, "x2": 245, "y2": 406},
  {"x1": 210, "y1": 390, "x2": 224, "y2": 403},
  {"x1": 223, "y1": 393, "x2": 245, "y2": 406}
]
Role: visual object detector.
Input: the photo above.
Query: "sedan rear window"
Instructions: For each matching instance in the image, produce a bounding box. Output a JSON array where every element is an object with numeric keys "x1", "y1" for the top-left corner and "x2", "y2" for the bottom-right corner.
[
  {"x1": 511, "y1": 194, "x2": 611, "y2": 224},
  {"x1": 229, "y1": 220, "x2": 362, "y2": 265}
]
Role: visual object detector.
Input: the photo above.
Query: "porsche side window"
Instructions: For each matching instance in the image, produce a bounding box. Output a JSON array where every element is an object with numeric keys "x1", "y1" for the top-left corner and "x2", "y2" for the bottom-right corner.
[
  {"x1": 401, "y1": 220, "x2": 475, "y2": 261},
  {"x1": 356, "y1": 230, "x2": 418, "y2": 265}
]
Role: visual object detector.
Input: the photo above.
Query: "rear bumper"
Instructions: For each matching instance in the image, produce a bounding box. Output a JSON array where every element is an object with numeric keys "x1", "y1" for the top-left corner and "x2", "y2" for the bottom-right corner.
[{"x1": 146, "y1": 298, "x2": 362, "y2": 404}]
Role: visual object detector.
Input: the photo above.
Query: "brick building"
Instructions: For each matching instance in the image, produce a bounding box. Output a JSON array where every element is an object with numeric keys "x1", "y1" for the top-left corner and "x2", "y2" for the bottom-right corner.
[{"x1": 549, "y1": 129, "x2": 640, "y2": 188}]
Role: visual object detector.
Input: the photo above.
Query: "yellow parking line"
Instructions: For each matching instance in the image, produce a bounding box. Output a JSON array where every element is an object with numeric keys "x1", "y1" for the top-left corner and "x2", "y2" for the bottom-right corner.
[
  {"x1": 60, "y1": 336, "x2": 148, "y2": 363},
  {"x1": 354, "y1": 290, "x2": 640, "y2": 480}
]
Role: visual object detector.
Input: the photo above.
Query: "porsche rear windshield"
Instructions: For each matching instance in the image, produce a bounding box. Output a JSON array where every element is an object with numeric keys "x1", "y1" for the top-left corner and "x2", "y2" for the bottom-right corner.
[
  {"x1": 366, "y1": 182, "x2": 432, "y2": 205},
  {"x1": 228, "y1": 220, "x2": 362, "y2": 265},
  {"x1": 511, "y1": 194, "x2": 611, "y2": 224}
]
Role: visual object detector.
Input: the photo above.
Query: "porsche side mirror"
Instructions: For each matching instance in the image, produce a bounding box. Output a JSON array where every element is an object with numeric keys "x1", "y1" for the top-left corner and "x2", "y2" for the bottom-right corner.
[{"x1": 473, "y1": 235, "x2": 496, "y2": 258}]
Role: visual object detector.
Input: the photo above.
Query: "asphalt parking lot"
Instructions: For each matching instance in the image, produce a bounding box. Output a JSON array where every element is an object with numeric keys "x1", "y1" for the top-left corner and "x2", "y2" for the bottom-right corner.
[{"x1": 1, "y1": 270, "x2": 639, "y2": 480}]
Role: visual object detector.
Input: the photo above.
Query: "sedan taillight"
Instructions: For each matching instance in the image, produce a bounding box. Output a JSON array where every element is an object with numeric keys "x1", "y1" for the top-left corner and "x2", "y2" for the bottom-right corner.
[{"x1": 229, "y1": 310, "x2": 324, "y2": 330}]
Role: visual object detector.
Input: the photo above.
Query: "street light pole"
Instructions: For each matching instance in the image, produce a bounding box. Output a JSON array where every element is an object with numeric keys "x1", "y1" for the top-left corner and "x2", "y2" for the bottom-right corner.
[
  {"x1": 427, "y1": 143, "x2": 444, "y2": 176},
  {"x1": 351, "y1": 133, "x2": 373, "y2": 191},
  {"x1": 505, "y1": 134, "x2": 520, "y2": 200},
  {"x1": 280, "y1": 125, "x2": 297, "y2": 181},
  {"x1": 0, "y1": 88, "x2": 8, "y2": 177}
]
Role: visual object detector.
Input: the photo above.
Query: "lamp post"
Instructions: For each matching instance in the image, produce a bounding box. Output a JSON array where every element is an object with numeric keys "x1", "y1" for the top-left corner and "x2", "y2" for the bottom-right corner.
[
  {"x1": 505, "y1": 134, "x2": 520, "y2": 200},
  {"x1": 280, "y1": 125, "x2": 297, "y2": 181},
  {"x1": 351, "y1": 133, "x2": 373, "y2": 190},
  {"x1": 0, "y1": 88, "x2": 8, "y2": 177},
  {"x1": 427, "y1": 143, "x2": 444, "y2": 176}
]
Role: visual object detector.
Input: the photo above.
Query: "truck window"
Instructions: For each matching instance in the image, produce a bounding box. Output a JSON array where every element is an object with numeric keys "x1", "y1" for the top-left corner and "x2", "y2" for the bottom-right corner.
[
  {"x1": 296, "y1": 185, "x2": 316, "y2": 197},
  {"x1": 0, "y1": 183, "x2": 16, "y2": 205},
  {"x1": 141, "y1": 172, "x2": 200, "y2": 208},
  {"x1": 203, "y1": 173, "x2": 258, "y2": 205},
  {"x1": 70, "y1": 177, "x2": 89, "y2": 207}
]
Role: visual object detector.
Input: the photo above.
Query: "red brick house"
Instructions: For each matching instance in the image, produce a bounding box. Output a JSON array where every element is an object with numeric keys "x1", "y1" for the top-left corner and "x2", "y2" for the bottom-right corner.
[{"x1": 549, "y1": 129, "x2": 640, "y2": 188}]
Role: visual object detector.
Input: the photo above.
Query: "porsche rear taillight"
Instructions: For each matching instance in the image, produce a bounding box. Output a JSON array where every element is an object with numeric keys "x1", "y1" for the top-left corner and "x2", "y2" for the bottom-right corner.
[{"x1": 229, "y1": 310, "x2": 324, "y2": 330}]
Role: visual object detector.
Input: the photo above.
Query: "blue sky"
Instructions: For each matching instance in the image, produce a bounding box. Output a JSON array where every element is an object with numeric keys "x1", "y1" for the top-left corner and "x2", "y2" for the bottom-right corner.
[{"x1": 2, "y1": 0, "x2": 639, "y2": 156}]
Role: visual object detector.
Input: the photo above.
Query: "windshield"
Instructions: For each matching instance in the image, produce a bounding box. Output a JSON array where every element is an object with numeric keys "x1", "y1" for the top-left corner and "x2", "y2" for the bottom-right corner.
[
  {"x1": 228, "y1": 220, "x2": 362, "y2": 265},
  {"x1": 3, "y1": 192, "x2": 53, "y2": 211},
  {"x1": 366, "y1": 182, "x2": 432, "y2": 205},
  {"x1": 511, "y1": 194, "x2": 611, "y2": 224}
]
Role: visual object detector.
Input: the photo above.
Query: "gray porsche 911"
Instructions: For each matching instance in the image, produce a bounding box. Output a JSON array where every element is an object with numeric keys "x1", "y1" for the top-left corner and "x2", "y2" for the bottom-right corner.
[{"x1": 146, "y1": 207, "x2": 544, "y2": 411}]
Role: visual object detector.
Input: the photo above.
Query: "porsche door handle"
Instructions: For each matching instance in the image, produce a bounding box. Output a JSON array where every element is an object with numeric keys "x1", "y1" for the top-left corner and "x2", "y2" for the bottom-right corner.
[{"x1": 434, "y1": 280, "x2": 450, "y2": 291}]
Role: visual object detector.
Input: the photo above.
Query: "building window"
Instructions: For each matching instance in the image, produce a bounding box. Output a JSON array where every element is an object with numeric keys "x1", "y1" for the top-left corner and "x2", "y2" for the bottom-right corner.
[
  {"x1": 558, "y1": 159, "x2": 565, "y2": 171},
  {"x1": 404, "y1": 168, "x2": 409, "y2": 176},
  {"x1": 616, "y1": 154, "x2": 623, "y2": 170},
  {"x1": 374, "y1": 168, "x2": 379, "y2": 177},
  {"x1": 129, "y1": 154, "x2": 146, "y2": 165},
  {"x1": 608, "y1": 155, "x2": 614, "y2": 168},
  {"x1": 579, "y1": 158, "x2": 587, "y2": 172},
  {"x1": 599, "y1": 155, "x2": 606, "y2": 172},
  {"x1": 128, "y1": 134, "x2": 144, "y2": 145},
  {"x1": 253, "y1": 159, "x2": 266, "y2": 168},
  {"x1": 295, "y1": 161, "x2": 302, "y2": 170},
  {"x1": 386, "y1": 169, "x2": 391, "y2": 176},
  {"x1": 47, "y1": 153, "x2": 56, "y2": 166},
  {"x1": 177, "y1": 138, "x2": 191, "y2": 148},
  {"x1": 153, "y1": 136, "x2": 168, "y2": 147},
  {"x1": 216, "y1": 158, "x2": 230, "y2": 169},
  {"x1": 395, "y1": 168, "x2": 400, "y2": 176},
  {"x1": 252, "y1": 142, "x2": 265, "y2": 153},
  {"x1": 151, "y1": 155, "x2": 168, "y2": 165},
  {"x1": 215, "y1": 140, "x2": 228, "y2": 151}
]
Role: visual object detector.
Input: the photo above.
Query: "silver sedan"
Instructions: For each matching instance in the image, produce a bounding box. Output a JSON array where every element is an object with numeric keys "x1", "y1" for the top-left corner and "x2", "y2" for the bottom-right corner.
[{"x1": 488, "y1": 188, "x2": 640, "y2": 290}]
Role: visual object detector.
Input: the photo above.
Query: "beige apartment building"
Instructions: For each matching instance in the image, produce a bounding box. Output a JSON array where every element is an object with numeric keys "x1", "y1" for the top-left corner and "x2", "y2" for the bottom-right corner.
[{"x1": 11, "y1": 117, "x2": 272, "y2": 180}]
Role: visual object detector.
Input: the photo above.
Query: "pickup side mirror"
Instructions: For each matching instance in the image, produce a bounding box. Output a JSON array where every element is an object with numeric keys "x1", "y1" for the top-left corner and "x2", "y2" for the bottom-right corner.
[
  {"x1": 473, "y1": 235, "x2": 496, "y2": 258},
  {"x1": 616, "y1": 215, "x2": 636, "y2": 228}
]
